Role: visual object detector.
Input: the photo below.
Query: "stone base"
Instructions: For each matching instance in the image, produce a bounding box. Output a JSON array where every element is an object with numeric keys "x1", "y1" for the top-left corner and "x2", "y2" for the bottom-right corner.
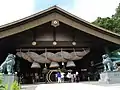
[
  {"x1": 2, "y1": 74, "x2": 18, "y2": 90},
  {"x1": 99, "y1": 71, "x2": 120, "y2": 84}
]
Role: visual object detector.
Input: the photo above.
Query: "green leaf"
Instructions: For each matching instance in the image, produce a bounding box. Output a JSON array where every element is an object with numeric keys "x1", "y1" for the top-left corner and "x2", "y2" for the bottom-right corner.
[{"x1": 10, "y1": 80, "x2": 20, "y2": 90}]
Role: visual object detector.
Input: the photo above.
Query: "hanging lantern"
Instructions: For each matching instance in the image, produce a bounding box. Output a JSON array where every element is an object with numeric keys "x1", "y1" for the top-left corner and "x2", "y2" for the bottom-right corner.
[
  {"x1": 53, "y1": 41, "x2": 57, "y2": 45},
  {"x1": 66, "y1": 61, "x2": 76, "y2": 67},
  {"x1": 72, "y1": 41, "x2": 76, "y2": 46},
  {"x1": 31, "y1": 62, "x2": 41, "y2": 68},
  {"x1": 49, "y1": 62, "x2": 59, "y2": 68},
  {"x1": 62, "y1": 62, "x2": 64, "y2": 65},
  {"x1": 32, "y1": 41, "x2": 37, "y2": 46}
]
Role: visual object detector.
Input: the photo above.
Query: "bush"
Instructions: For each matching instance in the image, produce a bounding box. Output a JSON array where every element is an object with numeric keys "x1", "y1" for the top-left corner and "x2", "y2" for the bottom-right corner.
[
  {"x1": 10, "y1": 81, "x2": 20, "y2": 90},
  {"x1": 0, "y1": 73, "x2": 8, "y2": 90},
  {"x1": 0, "y1": 73, "x2": 20, "y2": 90}
]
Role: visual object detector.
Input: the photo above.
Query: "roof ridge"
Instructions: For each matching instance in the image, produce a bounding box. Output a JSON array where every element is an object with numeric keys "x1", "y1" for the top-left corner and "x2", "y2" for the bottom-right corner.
[{"x1": 0, "y1": 5, "x2": 120, "y2": 40}]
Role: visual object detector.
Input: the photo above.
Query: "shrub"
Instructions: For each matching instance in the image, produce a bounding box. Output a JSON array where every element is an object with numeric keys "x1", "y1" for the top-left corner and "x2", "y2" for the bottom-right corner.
[
  {"x1": 0, "y1": 73, "x2": 8, "y2": 90},
  {"x1": 10, "y1": 81, "x2": 20, "y2": 90}
]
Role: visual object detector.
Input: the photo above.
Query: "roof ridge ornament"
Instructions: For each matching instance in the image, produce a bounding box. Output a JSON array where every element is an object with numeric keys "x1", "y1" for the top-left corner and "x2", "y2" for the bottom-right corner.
[{"x1": 51, "y1": 19, "x2": 60, "y2": 27}]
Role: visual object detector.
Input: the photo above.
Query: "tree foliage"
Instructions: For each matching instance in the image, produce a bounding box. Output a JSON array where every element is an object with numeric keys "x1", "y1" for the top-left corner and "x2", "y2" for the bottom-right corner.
[{"x1": 92, "y1": 3, "x2": 120, "y2": 34}]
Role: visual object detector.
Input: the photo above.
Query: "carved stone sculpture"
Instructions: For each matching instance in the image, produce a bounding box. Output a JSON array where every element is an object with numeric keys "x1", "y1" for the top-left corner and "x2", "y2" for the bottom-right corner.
[
  {"x1": 99, "y1": 54, "x2": 119, "y2": 84},
  {"x1": 0, "y1": 53, "x2": 16, "y2": 75},
  {"x1": 102, "y1": 54, "x2": 116, "y2": 72}
]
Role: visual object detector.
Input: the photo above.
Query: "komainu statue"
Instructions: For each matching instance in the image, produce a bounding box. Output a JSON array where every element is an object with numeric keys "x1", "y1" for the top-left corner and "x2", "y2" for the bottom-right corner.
[
  {"x1": 102, "y1": 54, "x2": 117, "y2": 72},
  {"x1": 0, "y1": 53, "x2": 16, "y2": 75}
]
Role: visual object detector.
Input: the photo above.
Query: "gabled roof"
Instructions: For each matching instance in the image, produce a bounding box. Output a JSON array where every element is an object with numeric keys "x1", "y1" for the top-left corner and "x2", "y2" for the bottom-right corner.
[{"x1": 0, "y1": 5, "x2": 120, "y2": 44}]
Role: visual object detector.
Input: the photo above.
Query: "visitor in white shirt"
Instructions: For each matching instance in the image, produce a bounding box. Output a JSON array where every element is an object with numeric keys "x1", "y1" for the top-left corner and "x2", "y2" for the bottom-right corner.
[
  {"x1": 61, "y1": 72, "x2": 65, "y2": 83},
  {"x1": 67, "y1": 72, "x2": 72, "y2": 83}
]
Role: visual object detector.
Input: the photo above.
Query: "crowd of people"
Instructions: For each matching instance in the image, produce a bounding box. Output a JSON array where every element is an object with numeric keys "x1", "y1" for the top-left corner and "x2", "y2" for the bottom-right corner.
[
  {"x1": 18, "y1": 70, "x2": 99, "y2": 84},
  {"x1": 56, "y1": 71, "x2": 80, "y2": 83}
]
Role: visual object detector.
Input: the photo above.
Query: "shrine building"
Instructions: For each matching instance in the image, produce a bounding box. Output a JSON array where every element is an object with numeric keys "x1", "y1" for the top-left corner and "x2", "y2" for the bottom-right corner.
[{"x1": 0, "y1": 6, "x2": 120, "y2": 83}]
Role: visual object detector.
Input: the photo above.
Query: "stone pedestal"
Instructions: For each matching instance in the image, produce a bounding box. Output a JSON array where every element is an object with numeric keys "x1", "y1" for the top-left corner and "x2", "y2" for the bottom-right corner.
[
  {"x1": 2, "y1": 74, "x2": 18, "y2": 90},
  {"x1": 99, "y1": 71, "x2": 120, "y2": 84}
]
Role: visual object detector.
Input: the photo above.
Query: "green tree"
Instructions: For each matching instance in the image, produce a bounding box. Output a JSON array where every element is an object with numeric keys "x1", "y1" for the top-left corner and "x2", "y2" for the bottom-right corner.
[
  {"x1": 114, "y1": 3, "x2": 120, "y2": 18},
  {"x1": 92, "y1": 3, "x2": 120, "y2": 34}
]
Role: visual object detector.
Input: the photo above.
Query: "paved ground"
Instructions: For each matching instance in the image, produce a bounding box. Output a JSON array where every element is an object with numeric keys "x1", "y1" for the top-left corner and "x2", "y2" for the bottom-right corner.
[
  {"x1": 82, "y1": 81, "x2": 120, "y2": 86},
  {"x1": 21, "y1": 84, "x2": 37, "y2": 90},
  {"x1": 21, "y1": 81, "x2": 120, "y2": 90}
]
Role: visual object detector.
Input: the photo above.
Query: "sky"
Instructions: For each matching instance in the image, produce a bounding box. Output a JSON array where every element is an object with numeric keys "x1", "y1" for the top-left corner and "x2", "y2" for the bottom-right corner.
[{"x1": 0, "y1": 0, "x2": 120, "y2": 25}]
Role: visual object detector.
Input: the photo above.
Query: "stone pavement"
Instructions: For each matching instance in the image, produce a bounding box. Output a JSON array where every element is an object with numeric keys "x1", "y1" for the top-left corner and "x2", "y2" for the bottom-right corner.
[
  {"x1": 21, "y1": 81, "x2": 120, "y2": 90},
  {"x1": 21, "y1": 84, "x2": 37, "y2": 90}
]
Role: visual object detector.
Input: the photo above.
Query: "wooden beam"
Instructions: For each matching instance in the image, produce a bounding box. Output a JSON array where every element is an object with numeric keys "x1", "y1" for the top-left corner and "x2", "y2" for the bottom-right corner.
[
  {"x1": 17, "y1": 41, "x2": 94, "y2": 48},
  {"x1": 16, "y1": 47, "x2": 90, "y2": 51}
]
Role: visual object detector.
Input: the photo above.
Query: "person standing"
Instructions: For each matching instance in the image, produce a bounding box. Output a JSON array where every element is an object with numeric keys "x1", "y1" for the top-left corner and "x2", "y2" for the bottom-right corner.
[
  {"x1": 61, "y1": 72, "x2": 65, "y2": 83},
  {"x1": 71, "y1": 74, "x2": 74, "y2": 83},
  {"x1": 76, "y1": 71, "x2": 79, "y2": 82},
  {"x1": 55, "y1": 73, "x2": 58, "y2": 82},
  {"x1": 73, "y1": 74, "x2": 76, "y2": 82},
  {"x1": 67, "y1": 72, "x2": 72, "y2": 83},
  {"x1": 57, "y1": 72, "x2": 61, "y2": 83},
  {"x1": 35, "y1": 73, "x2": 39, "y2": 82}
]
